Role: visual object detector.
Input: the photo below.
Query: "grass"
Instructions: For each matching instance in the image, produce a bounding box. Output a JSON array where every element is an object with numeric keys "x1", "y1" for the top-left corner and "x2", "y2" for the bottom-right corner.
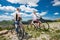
[
  {"x1": 42, "y1": 38, "x2": 46, "y2": 40},
  {"x1": 24, "y1": 25, "x2": 50, "y2": 38},
  {"x1": 50, "y1": 34, "x2": 60, "y2": 40},
  {"x1": 24, "y1": 25, "x2": 60, "y2": 40},
  {"x1": 24, "y1": 25, "x2": 41, "y2": 38},
  {"x1": 0, "y1": 24, "x2": 60, "y2": 40},
  {"x1": 0, "y1": 26, "x2": 14, "y2": 31},
  {"x1": 55, "y1": 30, "x2": 60, "y2": 33},
  {"x1": 0, "y1": 27, "x2": 3, "y2": 31},
  {"x1": 44, "y1": 28, "x2": 60, "y2": 40},
  {"x1": 0, "y1": 36, "x2": 7, "y2": 40},
  {"x1": 50, "y1": 29, "x2": 60, "y2": 40}
]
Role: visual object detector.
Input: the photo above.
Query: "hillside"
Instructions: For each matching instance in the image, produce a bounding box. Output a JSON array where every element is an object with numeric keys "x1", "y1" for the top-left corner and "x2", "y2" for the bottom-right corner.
[
  {"x1": 0, "y1": 22, "x2": 60, "y2": 40},
  {"x1": 0, "y1": 18, "x2": 60, "y2": 25}
]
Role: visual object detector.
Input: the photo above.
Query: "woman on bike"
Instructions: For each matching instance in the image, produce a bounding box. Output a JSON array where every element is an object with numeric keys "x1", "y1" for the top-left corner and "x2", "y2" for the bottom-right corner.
[
  {"x1": 31, "y1": 11, "x2": 41, "y2": 28},
  {"x1": 14, "y1": 8, "x2": 22, "y2": 34}
]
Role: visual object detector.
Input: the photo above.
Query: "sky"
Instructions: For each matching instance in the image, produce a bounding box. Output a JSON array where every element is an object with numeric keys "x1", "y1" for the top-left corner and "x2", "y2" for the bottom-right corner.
[{"x1": 0, "y1": 0, "x2": 60, "y2": 21}]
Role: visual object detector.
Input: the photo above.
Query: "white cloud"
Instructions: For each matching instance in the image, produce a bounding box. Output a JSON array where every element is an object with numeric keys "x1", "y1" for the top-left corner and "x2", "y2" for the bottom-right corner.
[
  {"x1": 27, "y1": 2, "x2": 38, "y2": 7},
  {"x1": 0, "y1": 15, "x2": 13, "y2": 21},
  {"x1": 11, "y1": 12, "x2": 31, "y2": 17},
  {"x1": 2, "y1": 11, "x2": 47, "y2": 21},
  {"x1": 11, "y1": 12, "x2": 32, "y2": 21},
  {"x1": 5, "y1": 13, "x2": 9, "y2": 15},
  {"x1": 21, "y1": 13, "x2": 32, "y2": 17},
  {"x1": 0, "y1": 4, "x2": 2, "y2": 7},
  {"x1": 20, "y1": 5, "x2": 38, "y2": 12},
  {"x1": 7, "y1": 0, "x2": 39, "y2": 7},
  {"x1": 11, "y1": 11, "x2": 47, "y2": 18},
  {"x1": 42, "y1": 17, "x2": 52, "y2": 20},
  {"x1": 52, "y1": 0, "x2": 60, "y2": 6},
  {"x1": 11, "y1": 11, "x2": 21, "y2": 15},
  {"x1": 54, "y1": 12, "x2": 59, "y2": 15},
  {"x1": 0, "y1": 5, "x2": 38, "y2": 14},
  {"x1": 7, "y1": 0, "x2": 18, "y2": 4},
  {"x1": 39, "y1": 12, "x2": 47, "y2": 16},
  {"x1": 0, "y1": 6, "x2": 16, "y2": 12}
]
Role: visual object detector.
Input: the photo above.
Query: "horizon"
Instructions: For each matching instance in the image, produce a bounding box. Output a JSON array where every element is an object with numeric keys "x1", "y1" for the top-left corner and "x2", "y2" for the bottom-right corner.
[{"x1": 0, "y1": 17, "x2": 60, "y2": 22}]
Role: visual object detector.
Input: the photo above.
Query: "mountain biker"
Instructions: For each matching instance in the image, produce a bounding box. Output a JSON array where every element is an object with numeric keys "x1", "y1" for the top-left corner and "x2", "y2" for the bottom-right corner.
[
  {"x1": 31, "y1": 11, "x2": 41, "y2": 28},
  {"x1": 14, "y1": 8, "x2": 22, "y2": 34}
]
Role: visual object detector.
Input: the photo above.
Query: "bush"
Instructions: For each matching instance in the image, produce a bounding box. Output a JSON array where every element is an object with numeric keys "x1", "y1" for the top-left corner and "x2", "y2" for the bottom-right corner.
[
  {"x1": 0, "y1": 27, "x2": 3, "y2": 31},
  {"x1": 50, "y1": 34, "x2": 60, "y2": 40}
]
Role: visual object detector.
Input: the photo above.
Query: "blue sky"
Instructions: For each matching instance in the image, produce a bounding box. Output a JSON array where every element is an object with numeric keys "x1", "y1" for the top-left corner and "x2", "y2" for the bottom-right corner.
[{"x1": 0, "y1": 0, "x2": 60, "y2": 21}]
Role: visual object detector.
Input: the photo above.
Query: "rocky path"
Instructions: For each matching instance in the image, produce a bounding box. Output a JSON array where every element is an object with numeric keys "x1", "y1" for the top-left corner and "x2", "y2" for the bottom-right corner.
[{"x1": 1, "y1": 30, "x2": 19, "y2": 40}]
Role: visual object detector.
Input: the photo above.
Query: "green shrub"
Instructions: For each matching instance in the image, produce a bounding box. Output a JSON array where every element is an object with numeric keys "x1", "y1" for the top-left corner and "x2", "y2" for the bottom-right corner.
[
  {"x1": 0, "y1": 36, "x2": 7, "y2": 40},
  {"x1": 0, "y1": 27, "x2": 3, "y2": 31},
  {"x1": 42, "y1": 38, "x2": 46, "y2": 40},
  {"x1": 55, "y1": 30, "x2": 60, "y2": 33},
  {"x1": 50, "y1": 34, "x2": 60, "y2": 40}
]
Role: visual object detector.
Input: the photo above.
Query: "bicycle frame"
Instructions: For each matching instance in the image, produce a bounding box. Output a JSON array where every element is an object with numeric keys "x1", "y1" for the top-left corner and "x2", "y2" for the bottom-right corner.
[{"x1": 30, "y1": 20, "x2": 41, "y2": 29}]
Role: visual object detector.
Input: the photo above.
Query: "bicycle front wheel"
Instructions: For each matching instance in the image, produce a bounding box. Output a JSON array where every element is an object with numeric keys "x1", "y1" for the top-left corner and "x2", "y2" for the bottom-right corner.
[{"x1": 40, "y1": 22, "x2": 49, "y2": 30}]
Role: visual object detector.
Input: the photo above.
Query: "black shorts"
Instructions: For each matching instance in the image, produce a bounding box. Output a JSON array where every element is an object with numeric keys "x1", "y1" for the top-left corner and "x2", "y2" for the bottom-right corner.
[{"x1": 33, "y1": 19, "x2": 39, "y2": 23}]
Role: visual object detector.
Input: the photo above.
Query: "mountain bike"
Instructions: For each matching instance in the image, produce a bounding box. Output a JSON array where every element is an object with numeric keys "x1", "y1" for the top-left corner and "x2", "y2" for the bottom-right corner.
[
  {"x1": 10, "y1": 20, "x2": 25, "y2": 40},
  {"x1": 27, "y1": 17, "x2": 50, "y2": 30},
  {"x1": 16, "y1": 21, "x2": 25, "y2": 40}
]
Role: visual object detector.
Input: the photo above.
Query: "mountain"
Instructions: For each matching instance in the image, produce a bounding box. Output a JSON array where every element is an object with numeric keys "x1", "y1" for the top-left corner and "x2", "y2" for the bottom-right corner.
[
  {"x1": 0, "y1": 18, "x2": 60, "y2": 25},
  {"x1": 39, "y1": 17, "x2": 54, "y2": 22},
  {"x1": 54, "y1": 19, "x2": 60, "y2": 22}
]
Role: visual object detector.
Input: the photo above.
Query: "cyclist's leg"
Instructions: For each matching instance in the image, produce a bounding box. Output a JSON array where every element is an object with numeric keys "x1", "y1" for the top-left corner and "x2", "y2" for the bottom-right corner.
[
  {"x1": 37, "y1": 20, "x2": 41, "y2": 26},
  {"x1": 32, "y1": 20, "x2": 38, "y2": 29},
  {"x1": 35, "y1": 20, "x2": 39, "y2": 27},
  {"x1": 15, "y1": 24, "x2": 19, "y2": 34},
  {"x1": 35, "y1": 23, "x2": 38, "y2": 28}
]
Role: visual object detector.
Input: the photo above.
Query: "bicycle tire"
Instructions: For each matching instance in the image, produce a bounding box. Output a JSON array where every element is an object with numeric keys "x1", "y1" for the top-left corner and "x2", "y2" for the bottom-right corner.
[
  {"x1": 17, "y1": 27, "x2": 24, "y2": 40},
  {"x1": 40, "y1": 22, "x2": 49, "y2": 30}
]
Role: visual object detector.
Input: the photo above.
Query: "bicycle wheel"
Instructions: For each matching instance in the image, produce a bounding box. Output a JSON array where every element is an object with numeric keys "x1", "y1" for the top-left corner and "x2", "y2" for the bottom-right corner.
[
  {"x1": 40, "y1": 22, "x2": 49, "y2": 30},
  {"x1": 17, "y1": 27, "x2": 24, "y2": 40}
]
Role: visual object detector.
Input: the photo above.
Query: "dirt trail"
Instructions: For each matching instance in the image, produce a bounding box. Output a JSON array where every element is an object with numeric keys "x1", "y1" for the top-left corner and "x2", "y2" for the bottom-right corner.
[{"x1": 1, "y1": 30, "x2": 19, "y2": 40}]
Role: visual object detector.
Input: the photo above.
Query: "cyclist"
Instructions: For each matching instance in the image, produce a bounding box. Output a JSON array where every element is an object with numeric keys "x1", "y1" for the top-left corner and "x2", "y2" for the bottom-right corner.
[
  {"x1": 31, "y1": 11, "x2": 41, "y2": 28},
  {"x1": 14, "y1": 8, "x2": 22, "y2": 34}
]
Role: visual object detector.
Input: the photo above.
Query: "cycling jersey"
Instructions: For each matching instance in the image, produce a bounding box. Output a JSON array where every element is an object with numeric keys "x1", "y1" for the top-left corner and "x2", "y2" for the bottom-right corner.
[
  {"x1": 32, "y1": 13, "x2": 40, "y2": 21},
  {"x1": 13, "y1": 11, "x2": 21, "y2": 34}
]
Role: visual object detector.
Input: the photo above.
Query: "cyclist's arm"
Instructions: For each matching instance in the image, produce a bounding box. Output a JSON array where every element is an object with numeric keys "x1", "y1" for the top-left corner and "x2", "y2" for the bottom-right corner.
[{"x1": 37, "y1": 14, "x2": 43, "y2": 19}]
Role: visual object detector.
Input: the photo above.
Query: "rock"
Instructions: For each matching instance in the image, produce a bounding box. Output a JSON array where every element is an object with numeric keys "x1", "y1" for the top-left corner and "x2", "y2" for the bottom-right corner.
[{"x1": 0, "y1": 30, "x2": 8, "y2": 35}]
